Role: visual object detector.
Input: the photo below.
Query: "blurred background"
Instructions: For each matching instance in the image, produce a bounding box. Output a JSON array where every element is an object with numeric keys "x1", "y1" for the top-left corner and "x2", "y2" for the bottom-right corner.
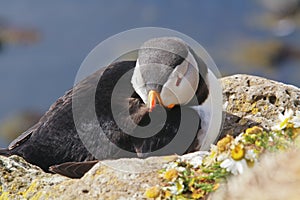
[{"x1": 0, "y1": 0, "x2": 300, "y2": 147}]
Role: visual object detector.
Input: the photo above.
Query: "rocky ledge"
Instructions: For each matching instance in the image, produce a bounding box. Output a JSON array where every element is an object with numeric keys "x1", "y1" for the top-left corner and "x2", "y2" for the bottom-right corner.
[{"x1": 0, "y1": 74, "x2": 300, "y2": 199}]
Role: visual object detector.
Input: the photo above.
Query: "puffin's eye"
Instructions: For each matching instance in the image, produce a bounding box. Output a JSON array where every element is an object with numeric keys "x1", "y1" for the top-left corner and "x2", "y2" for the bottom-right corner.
[
  {"x1": 175, "y1": 76, "x2": 182, "y2": 86},
  {"x1": 173, "y1": 60, "x2": 188, "y2": 87}
]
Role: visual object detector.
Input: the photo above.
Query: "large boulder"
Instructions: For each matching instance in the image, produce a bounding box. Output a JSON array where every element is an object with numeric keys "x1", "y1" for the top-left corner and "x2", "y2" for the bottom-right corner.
[
  {"x1": 0, "y1": 74, "x2": 299, "y2": 199},
  {"x1": 221, "y1": 74, "x2": 300, "y2": 136}
]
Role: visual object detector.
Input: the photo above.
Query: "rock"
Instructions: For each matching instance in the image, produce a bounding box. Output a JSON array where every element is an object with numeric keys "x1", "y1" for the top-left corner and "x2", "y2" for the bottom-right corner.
[
  {"x1": 221, "y1": 74, "x2": 300, "y2": 137},
  {"x1": 0, "y1": 154, "x2": 177, "y2": 199},
  {"x1": 0, "y1": 74, "x2": 300, "y2": 199},
  {"x1": 41, "y1": 156, "x2": 177, "y2": 199},
  {"x1": 0, "y1": 155, "x2": 68, "y2": 199}
]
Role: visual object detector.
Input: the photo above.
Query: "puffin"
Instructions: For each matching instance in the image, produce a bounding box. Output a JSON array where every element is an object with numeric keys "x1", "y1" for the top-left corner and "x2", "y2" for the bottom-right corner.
[{"x1": 0, "y1": 37, "x2": 213, "y2": 178}]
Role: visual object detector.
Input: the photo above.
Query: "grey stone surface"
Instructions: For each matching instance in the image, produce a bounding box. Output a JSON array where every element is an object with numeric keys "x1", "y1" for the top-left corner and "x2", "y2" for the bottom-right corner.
[
  {"x1": 0, "y1": 155, "x2": 68, "y2": 199},
  {"x1": 42, "y1": 156, "x2": 177, "y2": 200},
  {"x1": 221, "y1": 74, "x2": 300, "y2": 137}
]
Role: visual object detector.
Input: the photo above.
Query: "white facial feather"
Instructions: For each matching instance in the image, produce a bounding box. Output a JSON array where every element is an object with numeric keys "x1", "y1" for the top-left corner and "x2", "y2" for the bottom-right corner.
[
  {"x1": 160, "y1": 52, "x2": 199, "y2": 106},
  {"x1": 131, "y1": 59, "x2": 148, "y2": 104}
]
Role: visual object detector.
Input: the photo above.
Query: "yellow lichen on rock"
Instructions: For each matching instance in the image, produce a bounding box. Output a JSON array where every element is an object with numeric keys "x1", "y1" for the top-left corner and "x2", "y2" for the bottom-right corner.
[
  {"x1": 22, "y1": 180, "x2": 39, "y2": 199},
  {"x1": 0, "y1": 191, "x2": 11, "y2": 200}
]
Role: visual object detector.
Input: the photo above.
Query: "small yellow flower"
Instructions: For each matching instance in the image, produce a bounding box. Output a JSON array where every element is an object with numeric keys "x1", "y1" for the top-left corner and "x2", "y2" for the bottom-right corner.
[
  {"x1": 203, "y1": 145, "x2": 218, "y2": 166},
  {"x1": 188, "y1": 178, "x2": 195, "y2": 188},
  {"x1": 163, "y1": 190, "x2": 172, "y2": 198},
  {"x1": 246, "y1": 159, "x2": 255, "y2": 168},
  {"x1": 203, "y1": 152, "x2": 216, "y2": 166},
  {"x1": 145, "y1": 186, "x2": 160, "y2": 198},
  {"x1": 286, "y1": 123, "x2": 294, "y2": 129},
  {"x1": 291, "y1": 128, "x2": 300, "y2": 139},
  {"x1": 272, "y1": 109, "x2": 294, "y2": 130},
  {"x1": 245, "y1": 149, "x2": 257, "y2": 163},
  {"x1": 175, "y1": 179, "x2": 184, "y2": 194},
  {"x1": 245, "y1": 126, "x2": 263, "y2": 135},
  {"x1": 231, "y1": 144, "x2": 245, "y2": 160},
  {"x1": 164, "y1": 169, "x2": 178, "y2": 181},
  {"x1": 280, "y1": 118, "x2": 289, "y2": 129},
  {"x1": 191, "y1": 189, "x2": 205, "y2": 199},
  {"x1": 255, "y1": 140, "x2": 262, "y2": 147},
  {"x1": 217, "y1": 135, "x2": 233, "y2": 152},
  {"x1": 213, "y1": 183, "x2": 220, "y2": 191},
  {"x1": 220, "y1": 157, "x2": 247, "y2": 175}
]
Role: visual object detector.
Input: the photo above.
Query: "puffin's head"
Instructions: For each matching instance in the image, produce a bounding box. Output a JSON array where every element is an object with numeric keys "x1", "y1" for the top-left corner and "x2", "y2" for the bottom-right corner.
[{"x1": 131, "y1": 37, "x2": 206, "y2": 111}]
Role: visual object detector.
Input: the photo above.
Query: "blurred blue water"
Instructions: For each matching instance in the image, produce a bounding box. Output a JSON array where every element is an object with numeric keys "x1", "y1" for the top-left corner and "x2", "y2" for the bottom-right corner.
[{"x1": 0, "y1": 1, "x2": 299, "y2": 146}]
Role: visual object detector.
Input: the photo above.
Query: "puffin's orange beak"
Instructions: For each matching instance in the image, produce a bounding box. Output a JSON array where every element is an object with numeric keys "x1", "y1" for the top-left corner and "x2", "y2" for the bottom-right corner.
[
  {"x1": 147, "y1": 90, "x2": 163, "y2": 112},
  {"x1": 167, "y1": 104, "x2": 175, "y2": 109},
  {"x1": 147, "y1": 90, "x2": 176, "y2": 112}
]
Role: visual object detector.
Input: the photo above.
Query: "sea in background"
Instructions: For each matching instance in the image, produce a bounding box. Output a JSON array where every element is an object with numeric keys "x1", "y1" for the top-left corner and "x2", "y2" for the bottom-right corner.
[{"x1": 0, "y1": 0, "x2": 299, "y2": 147}]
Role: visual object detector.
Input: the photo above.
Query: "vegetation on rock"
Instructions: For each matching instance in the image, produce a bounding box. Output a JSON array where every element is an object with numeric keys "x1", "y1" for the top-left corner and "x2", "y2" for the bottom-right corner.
[{"x1": 146, "y1": 109, "x2": 300, "y2": 199}]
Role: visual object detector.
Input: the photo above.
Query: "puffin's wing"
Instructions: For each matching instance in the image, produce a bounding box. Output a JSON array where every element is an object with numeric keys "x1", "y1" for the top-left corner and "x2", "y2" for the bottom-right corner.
[
  {"x1": 0, "y1": 148, "x2": 10, "y2": 156},
  {"x1": 0, "y1": 123, "x2": 38, "y2": 155},
  {"x1": 49, "y1": 160, "x2": 98, "y2": 179},
  {"x1": 7, "y1": 123, "x2": 39, "y2": 150}
]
